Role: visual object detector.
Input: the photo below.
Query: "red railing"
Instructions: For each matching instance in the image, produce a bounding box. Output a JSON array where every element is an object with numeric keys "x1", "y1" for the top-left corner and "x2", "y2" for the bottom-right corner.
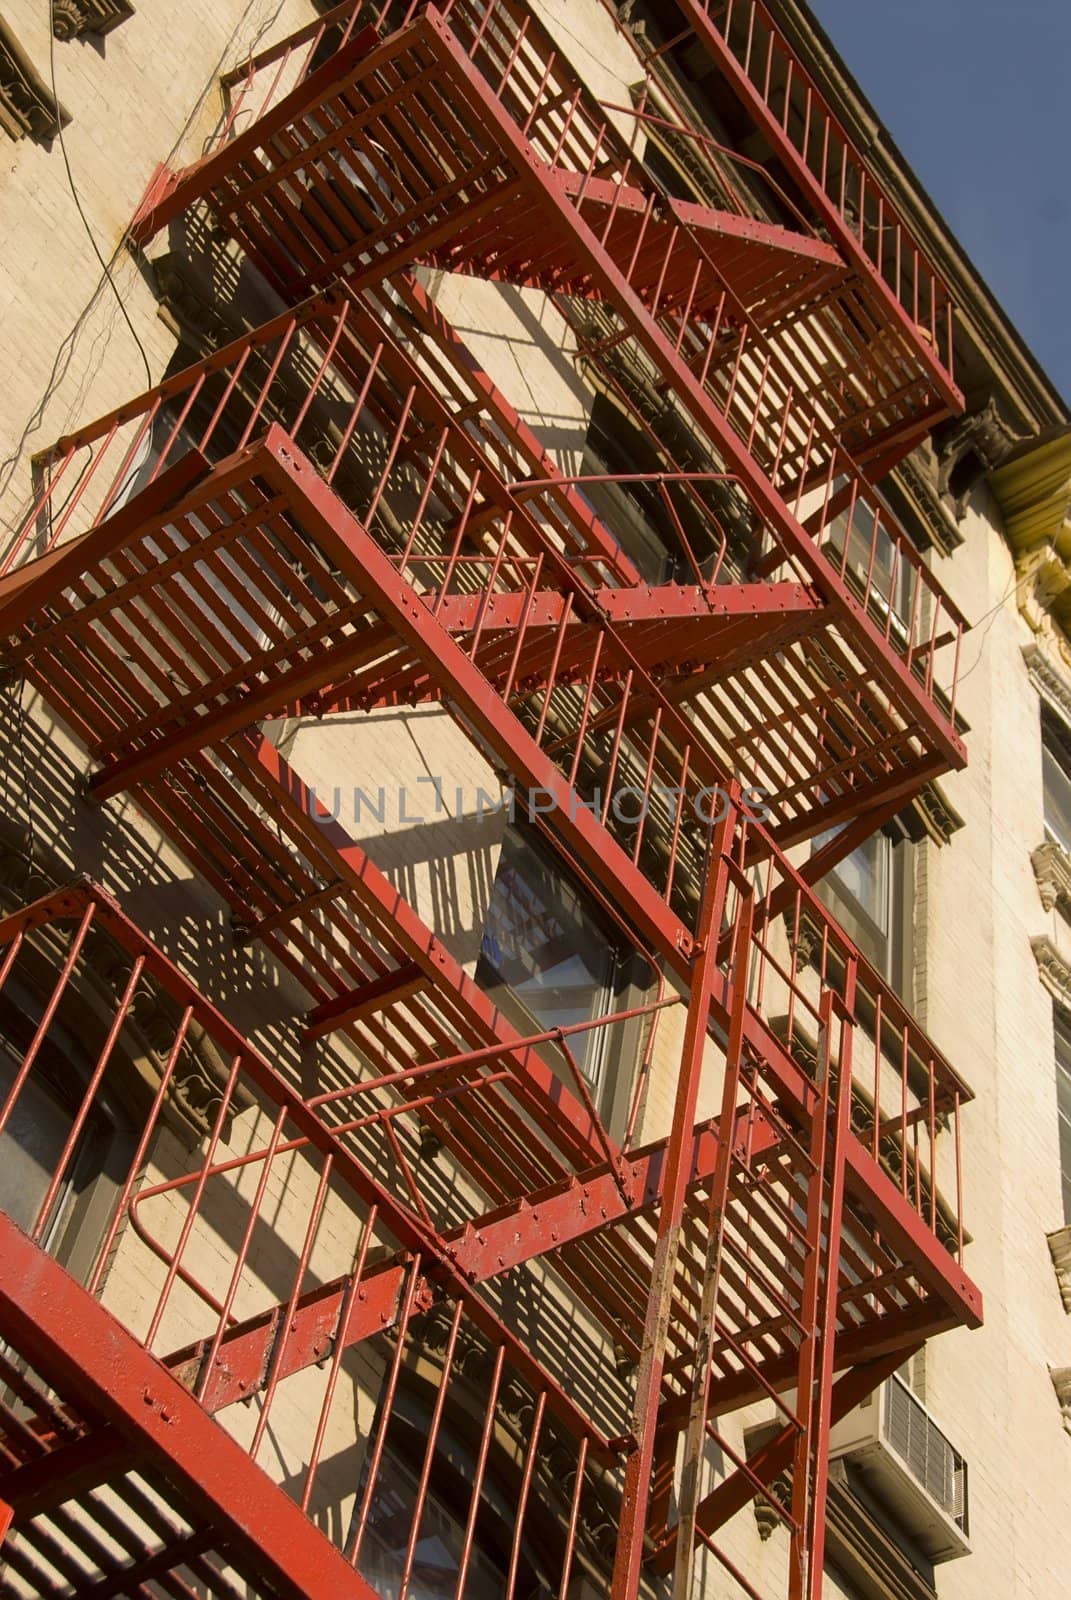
[
  {"x1": 4, "y1": 282, "x2": 966, "y2": 837},
  {"x1": 0, "y1": 836, "x2": 975, "y2": 1591}
]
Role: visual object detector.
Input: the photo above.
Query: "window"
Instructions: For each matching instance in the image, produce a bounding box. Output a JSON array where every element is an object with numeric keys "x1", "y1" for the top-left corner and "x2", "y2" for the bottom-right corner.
[
  {"x1": 827, "y1": 488, "x2": 912, "y2": 631},
  {"x1": 814, "y1": 828, "x2": 913, "y2": 997},
  {"x1": 1054, "y1": 1006, "x2": 1071, "y2": 1226},
  {"x1": 0, "y1": 984, "x2": 133, "y2": 1285},
  {"x1": 476, "y1": 825, "x2": 648, "y2": 1128},
  {"x1": 1042, "y1": 711, "x2": 1071, "y2": 856},
  {"x1": 352, "y1": 1372, "x2": 566, "y2": 1600},
  {"x1": 578, "y1": 395, "x2": 685, "y2": 584}
]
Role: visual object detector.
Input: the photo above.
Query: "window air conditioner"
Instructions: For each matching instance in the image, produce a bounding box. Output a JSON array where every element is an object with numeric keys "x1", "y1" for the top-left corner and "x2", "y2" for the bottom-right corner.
[{"x1": 828, "y1": 1373, "x2": 970, "y2": 1563}]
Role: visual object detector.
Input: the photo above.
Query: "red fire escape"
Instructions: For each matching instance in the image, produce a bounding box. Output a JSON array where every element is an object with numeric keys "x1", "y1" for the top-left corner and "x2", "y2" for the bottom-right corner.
[{"x1": 0, "y1": 3, "x2": 979, "y2": 1598}]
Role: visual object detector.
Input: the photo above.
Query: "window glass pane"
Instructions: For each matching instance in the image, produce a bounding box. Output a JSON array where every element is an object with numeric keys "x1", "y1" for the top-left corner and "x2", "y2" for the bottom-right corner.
[
  {"x1": 830, "y1": 832, "x2": 891, "y2": 931},
  {"x1": 828, "y1": 483, "x2": 910, "y2": 621},
  {"x1": 0, "y1": 1054, "x2": 72, "y2": 1238},
  {"x1": 1056, "y1": 1011, "x2": 1071, "y2": 1225},
  {"x1": 1043, "y1": 733, "x2": 1071, "y2": 854},
  {"x1": 477, "y1": 830, "x2": 616, "y2": 1089},
  {"x1": 358, "y1": 1446, "x2": 505, "y2": 1600}
]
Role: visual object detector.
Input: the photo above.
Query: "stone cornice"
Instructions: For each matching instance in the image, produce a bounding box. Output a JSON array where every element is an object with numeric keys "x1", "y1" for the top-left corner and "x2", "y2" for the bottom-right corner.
[
  {"x1": 991, "y1": 429, "x2": 1071, "y2": 558},
  {"x1": 1031, "y1": 934, "x2": 1071, "y2": 1010},
  {"x1": 1023, "y1": 639, "x2": 1071, "y2": 729},
  {"x1": 1032, "y1": 842, "x2": 1071, "y2": 916},
  {"x1": 0, "y1": 17, "x2": 70, "y2": 142}
]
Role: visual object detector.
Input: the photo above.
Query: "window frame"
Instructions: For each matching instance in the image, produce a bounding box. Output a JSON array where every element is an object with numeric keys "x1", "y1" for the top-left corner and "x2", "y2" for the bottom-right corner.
[{"x1": 475, "y1": 822, "x2": 652, "y2": 1137}]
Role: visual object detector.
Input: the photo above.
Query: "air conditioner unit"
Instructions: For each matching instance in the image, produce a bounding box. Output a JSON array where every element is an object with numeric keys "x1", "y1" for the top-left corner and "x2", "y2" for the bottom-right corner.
[{"x1": 828, "y1": 1374, "x2": 970, "y2": 1563}]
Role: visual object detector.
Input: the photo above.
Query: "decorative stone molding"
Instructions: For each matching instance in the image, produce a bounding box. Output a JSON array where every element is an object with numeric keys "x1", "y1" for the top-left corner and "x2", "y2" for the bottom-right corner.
[
  {"x1": 1031, "y1": 935, "x2": 1071, "y2": 1010},
  {"x1": 936, "y1": 395, "x2": 1023, "y2": 519},
  {"x1": 1017, "y1": 541, "x2": 1071, "y2": 638},
  {"x1": 1023, "y1": 639, "x2": 1071, "y2": 727},
  {"x1": 52, "y1": 0, "x2": 134, "y2": 41},
  {"x1": 899, "y1": 781, "x2": 964, "y2": 847},
  {"x1": 753, "y1": 1471, "x2": 791, "y2": 1541},
  {"x1": 0, "y1": 18, "x2": 70, "y2": 142},
  {"x1": 887, "y1": 445, "x2": 963, "y2": 557},
  {"x1": 994, "y1": 428, "x2": 1071, "y2": 641},
  {"x1": 1032, "y1": 841, "x2": 1071, "y2": 915},
  {"x1": 1046, "y1": 1225, "x2": 1071, "y2": 1314},
  {"x1": 1050, "y1": 1366, "x2": 1071, "y2": 1437}
]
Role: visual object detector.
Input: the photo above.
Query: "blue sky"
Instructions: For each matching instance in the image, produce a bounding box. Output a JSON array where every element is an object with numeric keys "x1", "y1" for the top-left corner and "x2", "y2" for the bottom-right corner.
[{"x1": 809, "y1": 0, "x2": 1071, "y2": 407}]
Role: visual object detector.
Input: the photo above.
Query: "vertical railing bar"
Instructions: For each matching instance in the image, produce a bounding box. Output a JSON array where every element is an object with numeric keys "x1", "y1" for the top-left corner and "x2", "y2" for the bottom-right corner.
[
  {"x1": 31, "y1": 953, "x2": 147, "y2": 1242},
  {"x1": 347, "y1": 1259, "x2": 424, "y2": 1567},
  {"x1": 397, "y1": 1300, "x2": 466, "y2": 1600},
  {"x1": 301, "y1": 1203, "x2": 380, "y2": 1511},
  {"x1": 87, "y1": 1006, "x2": 194, "y2": 1297},
  {"x1": 0, "y1": 902, "x2": 96, "y2": 1138},
  {"x1": 143, "y1": 1053, "x2": 243, "y2": 1350},
  {"x1": 504, "y1": 1390, "x2": 547, "y2": 1600},
  {"x1": 452, "y1": 1343, "x2": 506, "y2": 1600},
  {"x1": 196, "y1": 1103, "x2": 290, "y2": 1404}
]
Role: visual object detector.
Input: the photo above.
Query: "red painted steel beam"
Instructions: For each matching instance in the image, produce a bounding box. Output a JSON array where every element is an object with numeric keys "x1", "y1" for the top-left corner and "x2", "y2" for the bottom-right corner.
[
  {"x1": 128, "y1": 26, "x2": 383, "y2": 245},
  {"x1": 303, "y1": 961, "x2": 427, "y2": 1040},
  {"x1": 611, "y1": 818, "x2": 738, "y2": 1600},
  {"x1": 0, "y1": 451, "x2": 209, "y2": 636},
  {"x1": 0, "y1": 1212, "x2": 381, "y2": 1600},
  {"x1": 252, "y1": 429, "x2": 710, "y2": 961},
  {"x1": 0, "y1": 883, "x2": 622, "y2": 1447},
  {"x1": 81, "y1": 565, "x2": 823, "y2": 801},
  {"x1": 0, "y1": 1428, "x2": 132, "y2": 1523},
  {"x1": 164, "y1": 1119, "x2": 740, "y2": 1413}
]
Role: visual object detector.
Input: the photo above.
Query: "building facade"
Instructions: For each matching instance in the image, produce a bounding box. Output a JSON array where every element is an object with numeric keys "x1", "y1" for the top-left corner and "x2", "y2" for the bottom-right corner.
[{"x1": 0, "y1": 2, "x2": 1068, "y2": 1598}]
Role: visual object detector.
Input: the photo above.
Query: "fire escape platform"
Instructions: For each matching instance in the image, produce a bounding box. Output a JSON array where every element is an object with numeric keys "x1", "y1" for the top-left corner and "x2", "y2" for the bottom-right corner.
[
  {"x1": 2, "y1": 292, "x2": 966, "y2": 865},
  {"x1": 128, "y1": 5, "x2": 953, "y2": 470}
]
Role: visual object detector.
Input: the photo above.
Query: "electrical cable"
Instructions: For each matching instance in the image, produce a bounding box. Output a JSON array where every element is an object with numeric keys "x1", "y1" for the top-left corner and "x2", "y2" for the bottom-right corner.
[
  {"x1": 1, "y1": 0, "x2": 285, "y2": 534},
  {"x1": 48, "y1": 0, "x2": 153, "y2": 389}
]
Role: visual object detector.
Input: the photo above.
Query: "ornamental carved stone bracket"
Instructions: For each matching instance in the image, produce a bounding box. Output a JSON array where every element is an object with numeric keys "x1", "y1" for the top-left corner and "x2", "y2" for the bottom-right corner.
[
  {"x1": 1032, "y1": 842, "x2": 1071, "y2": 916},
  {"x1": 888, "y1": 446, "x2": 964, "y2": 557},
  {"x1": 1046, "y1": 1225, "x2": 1071, "y2": 1315},
  {"x1": 1050, "y1": 1366, "x2": 1071, "y2": 1437},
  {"x1": 936, "y1": 395, "x2": 1023, "y2": 520},
  {"x1": 1017, "y1": 542, "x2": 1071, "y2": 639},
  {"x1": 0, "y1": 17, "x2": 70, "y2": 142},
  {"x1": 52, "y1": 0, "x2": 135, "y2": 43}
]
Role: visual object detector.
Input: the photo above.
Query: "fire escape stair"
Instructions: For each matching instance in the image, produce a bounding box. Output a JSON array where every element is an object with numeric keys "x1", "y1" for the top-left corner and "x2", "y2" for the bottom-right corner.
[{"x1": 0, "y1": 881, "x2": 981, "y2": 1594}]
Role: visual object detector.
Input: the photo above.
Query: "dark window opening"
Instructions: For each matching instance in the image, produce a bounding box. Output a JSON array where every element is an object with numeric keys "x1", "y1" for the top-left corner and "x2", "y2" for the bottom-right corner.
[
  {"x1": 1055, "y1": 1006, "x2": 1071, "y2": 1227},
  {"x1": 476, "y1": 825, "x2": 649, "y2": 1129},
  {"x1": 0, "y1": 984, "x2": 134, "y2": 1284}
]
